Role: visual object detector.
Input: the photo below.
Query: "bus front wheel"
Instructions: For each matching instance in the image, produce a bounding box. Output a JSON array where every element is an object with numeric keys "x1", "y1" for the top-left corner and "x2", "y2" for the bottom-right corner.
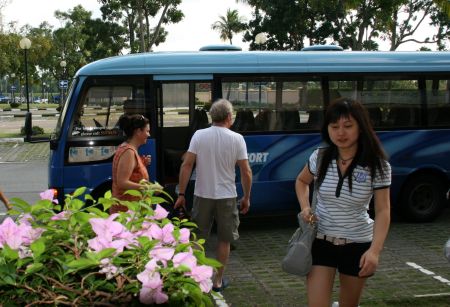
[{"x1": 399, "y1": 174, "x2": 445, "y2": 222}]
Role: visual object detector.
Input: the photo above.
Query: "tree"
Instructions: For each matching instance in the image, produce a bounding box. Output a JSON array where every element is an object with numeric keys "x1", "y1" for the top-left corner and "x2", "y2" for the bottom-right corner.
[
  {"x1": 239, "y1": 0, "x2": 342, "y2": 51},
  {"x1": 378, "y1": 0, "x2": 445, "y2": 51},
  {"x1": 98, "y1": 0, "x2": 184, "y2": 53},
  {"x1": 211, "y1": 8, "x2": 247, "y2": 45}
]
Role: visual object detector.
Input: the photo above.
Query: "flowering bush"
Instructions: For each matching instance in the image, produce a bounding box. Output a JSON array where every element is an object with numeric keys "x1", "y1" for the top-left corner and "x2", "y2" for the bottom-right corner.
[{"x1": 0, "y1": 184, "x2": 220, "y2": 306}]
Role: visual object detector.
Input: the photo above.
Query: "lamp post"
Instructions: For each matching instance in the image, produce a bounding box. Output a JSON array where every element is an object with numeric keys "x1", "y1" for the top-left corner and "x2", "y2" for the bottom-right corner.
[
  {"x1": 20, "y1": 37, "x2": 32, "y2": 142},
  {"x1": 60, "y1": 60, "x2": 67, "y2": 104},
  {"x1": 10, "y1": 73, "x2": 15, "y2": 104}
]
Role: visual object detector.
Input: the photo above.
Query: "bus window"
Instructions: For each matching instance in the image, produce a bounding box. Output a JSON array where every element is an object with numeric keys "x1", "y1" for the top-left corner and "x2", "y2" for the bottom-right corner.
[
  {"x1": 291, "y1": 81, "x2": 325, "y2": 130},
  {"x1": 426, "y1": 79, "x2": 450, "y2": 127},
  {"x1": 70, "y1": 81, "x2": 146, "y2": 138},
  {"x1": 223, "y1": 79, "x2": 326, "y2": 132},
  {"x1": 360, "y1": 78, "x2": 421, "y2": 129}
]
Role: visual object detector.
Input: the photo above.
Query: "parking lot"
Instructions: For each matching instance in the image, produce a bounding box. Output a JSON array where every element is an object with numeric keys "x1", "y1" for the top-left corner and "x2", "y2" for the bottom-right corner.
[
  {"x1": 213, "y1": 210, "x2": 450, "y2": 306},
  {"x1": 0, "y1": 142, "x2": 449, "y2": 306}
]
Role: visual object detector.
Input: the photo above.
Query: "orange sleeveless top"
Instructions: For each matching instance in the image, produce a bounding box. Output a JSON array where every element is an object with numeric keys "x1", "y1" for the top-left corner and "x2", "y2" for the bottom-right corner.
[{"x1": 111, "y1": 143, "x2": 149, "y2": 213}]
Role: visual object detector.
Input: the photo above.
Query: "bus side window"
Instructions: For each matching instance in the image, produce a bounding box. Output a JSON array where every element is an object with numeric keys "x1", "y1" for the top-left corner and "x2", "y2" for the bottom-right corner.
[
  {"x1": 427, "y1": 79, "x2": 450, "y2": 127},
  {"x1": 69, "y1": 83, "x2": 144, "y2": 137}
]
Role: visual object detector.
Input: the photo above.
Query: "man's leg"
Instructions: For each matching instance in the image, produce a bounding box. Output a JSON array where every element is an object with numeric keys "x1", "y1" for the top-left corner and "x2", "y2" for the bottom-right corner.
[
  {"x1": 214, "y1": 240, "x2": 230, "y2": 288},
  {"x1": 213, "y1": 197, "x2": 239, "y2": 289}
]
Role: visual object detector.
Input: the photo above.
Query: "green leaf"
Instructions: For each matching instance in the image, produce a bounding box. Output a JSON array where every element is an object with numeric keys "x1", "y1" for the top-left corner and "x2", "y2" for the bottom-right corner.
[
  {"x1": 25, "y1": 262, "x2": 44, "y2": 274},
  {"x1": 66, "y1": 258, "x2": 98, "y2": 273},
  {"x1": 124, "y1": 189, "x2": 142, "y2": 197},
  {"x1": 73, "y1": 212, "x2": 91, "y2": 224},
  {"x1": 86, "y1": 207, "x2": 108, "y2": 217},
  {"x1": 1, "y1": 245, "x2": 18, "y2": 260},
  {"x1": 9, "y1": 197, "x2": 31, "y2": 212},
  {"x1": 194, "y1": 251, "x2": 222, "y2": 268},
  {"x1": 88, "y1": 248, "x2": 116, "y2": 261},
  {"x1": 149, "y1": 196, "x2": 167, "y2": 205},
  {"x1": 0, "y1": 263, "x2": 17, "y2": 285},
  {"x1": 72, "y1": 187, "x2": 87, "y2": 198},
  {"x1": 70, "y1": 198, "x2": 85, "y2": 211},
  {"x1": 104, "y1": 190, "x2": 112, "y2": 199},
  {"x1": 30, "y1": 239, "x2": 46, "y2": 258}
]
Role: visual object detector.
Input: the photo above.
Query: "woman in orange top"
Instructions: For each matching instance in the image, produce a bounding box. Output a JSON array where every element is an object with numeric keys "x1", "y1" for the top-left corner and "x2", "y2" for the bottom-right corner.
[{"x1": 111, "y1": 114, "x2": 151, "y2": 213}]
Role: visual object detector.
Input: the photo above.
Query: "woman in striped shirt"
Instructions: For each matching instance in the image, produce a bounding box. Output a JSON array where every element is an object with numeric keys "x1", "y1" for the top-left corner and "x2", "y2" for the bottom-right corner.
[{"x1": 295, "y1": 98, "x2": 391, "y2": 307}]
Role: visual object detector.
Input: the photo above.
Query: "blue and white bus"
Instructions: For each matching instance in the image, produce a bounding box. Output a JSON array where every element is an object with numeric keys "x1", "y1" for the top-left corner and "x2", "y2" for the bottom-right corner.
[{"x1": 49, "y1": 46, "x2": 450, "y2": 222}]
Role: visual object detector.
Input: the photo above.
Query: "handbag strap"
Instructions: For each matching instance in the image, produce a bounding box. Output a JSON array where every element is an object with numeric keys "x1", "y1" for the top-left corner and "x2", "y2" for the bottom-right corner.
[{"x1": 311, "y1": 148, "x2": 325, "y2": 214}]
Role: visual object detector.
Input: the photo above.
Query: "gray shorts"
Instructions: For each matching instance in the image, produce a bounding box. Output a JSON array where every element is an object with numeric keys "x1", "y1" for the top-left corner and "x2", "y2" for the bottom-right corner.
[{"x1": 191, "y1": 195, "x2": 240, "y2": 242}]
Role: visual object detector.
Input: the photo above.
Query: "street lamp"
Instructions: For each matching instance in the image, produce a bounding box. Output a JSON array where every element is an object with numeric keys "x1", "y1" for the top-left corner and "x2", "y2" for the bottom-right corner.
[
  {"x1": 255, "y1": 32, "x2": 267, "y2": 50},
  {"x1": 20, "y1": 37, "x2": 32, "y2": 142},
  {"x1": 10, "y1": 73, "x2": 15, "y2": 104},
  {"x1": 60, "y1": 60, "x2": 67, "y2": 104}
]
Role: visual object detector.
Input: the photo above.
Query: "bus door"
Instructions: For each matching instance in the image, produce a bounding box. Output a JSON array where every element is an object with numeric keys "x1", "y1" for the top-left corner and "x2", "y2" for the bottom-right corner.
[
  {"x1": 153, "y1": 75, "x2": 213, "y2": 196},
  {"x1": 59, "y1": 76, "x2": 155, "y2": 199}
]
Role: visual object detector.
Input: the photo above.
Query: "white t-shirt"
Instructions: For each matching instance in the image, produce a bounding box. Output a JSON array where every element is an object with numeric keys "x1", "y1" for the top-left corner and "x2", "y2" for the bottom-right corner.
[
  {"x1": 188, "y1": 126, "x2": 248, "y2": 199},
  {"x1": 309, "y1": 148, "x2": 391, "y2": 242}
]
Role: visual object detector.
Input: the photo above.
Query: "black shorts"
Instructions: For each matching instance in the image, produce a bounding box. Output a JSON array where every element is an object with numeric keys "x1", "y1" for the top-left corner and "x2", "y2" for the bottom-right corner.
[{"x1": 312, "y1": 238, "x2": 372, "y2": 277}]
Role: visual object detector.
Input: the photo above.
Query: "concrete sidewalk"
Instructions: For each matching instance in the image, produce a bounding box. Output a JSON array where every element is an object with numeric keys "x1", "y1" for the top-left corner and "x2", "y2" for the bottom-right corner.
[{"x1": 0, "y1": 140, "x2": 49, "y2": 163}]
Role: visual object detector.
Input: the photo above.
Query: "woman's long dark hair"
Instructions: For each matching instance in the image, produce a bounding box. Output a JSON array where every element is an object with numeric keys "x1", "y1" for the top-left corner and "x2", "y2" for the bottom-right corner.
[
  {"x1": 317, "y1": 98, "x2": 388, "y2": 189},
  {"x1": 118, "y1": 114, "x2": 149, "y2": 139}
]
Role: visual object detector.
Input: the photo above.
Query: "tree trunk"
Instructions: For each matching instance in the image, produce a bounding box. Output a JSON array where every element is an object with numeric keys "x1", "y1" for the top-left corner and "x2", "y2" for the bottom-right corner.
[{"x1": 148, "y1": 3, "x2": 171, "y2": 51}]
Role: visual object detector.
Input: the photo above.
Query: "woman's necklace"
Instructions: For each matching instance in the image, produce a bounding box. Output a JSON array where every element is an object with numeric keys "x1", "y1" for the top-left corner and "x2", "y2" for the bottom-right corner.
[{"x1": 339, "y1": 155, "x2": 355, "y2": 166}]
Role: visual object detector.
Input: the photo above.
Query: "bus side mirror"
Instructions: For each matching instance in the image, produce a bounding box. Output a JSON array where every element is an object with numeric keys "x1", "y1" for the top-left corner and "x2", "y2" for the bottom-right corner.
[{"x1": 50, "y1": 138, "x2": 59, "y2": 150}]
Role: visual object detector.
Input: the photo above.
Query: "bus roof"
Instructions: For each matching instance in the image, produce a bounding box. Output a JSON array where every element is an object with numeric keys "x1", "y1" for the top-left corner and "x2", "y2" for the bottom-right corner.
[{"x1": 76, "y1": 50, "x2": 450, "y2": 77}]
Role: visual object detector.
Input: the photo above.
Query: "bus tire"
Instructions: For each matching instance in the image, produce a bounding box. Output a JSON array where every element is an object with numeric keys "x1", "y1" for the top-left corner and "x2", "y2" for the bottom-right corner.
[
  {"x1": 89, "y1": 181, "x2": 113, "y2": 207},
  {"x1": 399, "y1": 174, "x2": 445, "y2": 222}
]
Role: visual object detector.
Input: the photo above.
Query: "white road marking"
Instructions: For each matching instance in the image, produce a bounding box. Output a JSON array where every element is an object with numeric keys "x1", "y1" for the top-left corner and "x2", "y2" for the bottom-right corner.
[
  {"x1": 414, "y1": 292, "x2": 450, "y2": 298},
  {"x1": 406, "y1": 262, "x2": 450, "y2": 298},
  {"x1": 212, "y1": 291, "x2": 229, "y2": 307}
]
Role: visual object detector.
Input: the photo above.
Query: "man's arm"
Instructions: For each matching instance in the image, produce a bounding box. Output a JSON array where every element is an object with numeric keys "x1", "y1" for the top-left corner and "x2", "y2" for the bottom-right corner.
[
  {"x1": 237, "y1": 159, "x2": 252, "y2": 214},
  {"x1": 174, "y1": 152, "x2": 196, "y2": 209}
]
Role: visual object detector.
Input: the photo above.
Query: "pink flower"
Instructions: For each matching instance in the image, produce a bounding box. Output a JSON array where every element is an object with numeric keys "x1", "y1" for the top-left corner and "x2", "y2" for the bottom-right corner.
[
  {"x1": 137, "y1": 270, "x2": 163, "y2": 289},
  {"x1": 173, "y1": 251, "x2": 197, "y2": 269},
  {"x1": 40, "y1": 189, "x2": 58, "y2": 204},
  {"x1": 89, "y1": 214, "x2": 125, "y2": 241},
  {"x1": 187, "y1": 265, "x2": 213, "y2": 284},
  {"x1": 150, "y1": 247, "x2": 174, "y2": 266},
  {"x1": 139, "y1": 286, "x2": 168, "y2": 305},
  {"x1": 0, "y1": 218, "x2": 24, "y2": 249},
  {"x1": 161, "y1": 223, "x2": 175, "y2": 244},
  {"x1": 199, "y1": 278, "x2": 213, "y2": 293},
  {"x1": 51, "y1": 211, "x2": 70, "y2": 221},
  {"x1": 152, "y1": 204, "x2": 169, "y2": 220},
  {"x1": 178, "y1": 228, "x2": 190, "y2": 243}
]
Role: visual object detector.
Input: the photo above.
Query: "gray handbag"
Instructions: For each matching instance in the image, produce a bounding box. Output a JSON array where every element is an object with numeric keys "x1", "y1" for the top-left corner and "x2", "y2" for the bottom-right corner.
[{"x1": 281, "y1": 149, "x2": 323, "y2": 276}]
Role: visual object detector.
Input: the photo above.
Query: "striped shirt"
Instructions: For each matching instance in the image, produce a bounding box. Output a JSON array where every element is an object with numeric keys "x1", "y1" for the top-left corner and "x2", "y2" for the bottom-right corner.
[{"x1": 309, "y1": 149, "x2": 391, "y2": 242}]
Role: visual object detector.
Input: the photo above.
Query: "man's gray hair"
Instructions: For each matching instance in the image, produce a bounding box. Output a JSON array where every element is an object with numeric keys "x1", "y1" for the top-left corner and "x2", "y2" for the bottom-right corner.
[{"x1": 210, "y1": 99, "x2": 233, "y2": 123}]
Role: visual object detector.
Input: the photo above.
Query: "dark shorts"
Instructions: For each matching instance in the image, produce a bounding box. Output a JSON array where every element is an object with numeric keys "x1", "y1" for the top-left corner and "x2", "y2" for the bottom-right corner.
[
  {"x1": 312, "y1": 238, "x2": 372, "y2": 277},
  {"x1": 191, "y1": 195, "x2": 240, "y2": 242}
]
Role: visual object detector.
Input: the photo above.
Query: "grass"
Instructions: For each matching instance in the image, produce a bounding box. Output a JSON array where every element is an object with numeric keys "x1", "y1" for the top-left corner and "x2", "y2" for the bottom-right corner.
[
  {"x1": 0, "y1": 103, "x2": 59, "y2": 110},
  {"x1": 0, "y1": 132, "x2": 52, "y2": 139}
]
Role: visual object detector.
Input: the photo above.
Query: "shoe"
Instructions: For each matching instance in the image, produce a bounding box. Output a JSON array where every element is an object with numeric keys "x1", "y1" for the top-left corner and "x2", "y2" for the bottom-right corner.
[{"x1": 212, "y1": 277, "x2": 229, "y2": 292}]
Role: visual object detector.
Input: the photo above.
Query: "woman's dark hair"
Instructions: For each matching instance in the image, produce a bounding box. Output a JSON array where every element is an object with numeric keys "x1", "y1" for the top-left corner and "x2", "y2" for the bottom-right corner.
[
  {"x1": 317, "y1": 98, "x2": 387, "y2": 189},
  {"x1": 118, "y1": 114, "x2": 149, "y2": 139}
]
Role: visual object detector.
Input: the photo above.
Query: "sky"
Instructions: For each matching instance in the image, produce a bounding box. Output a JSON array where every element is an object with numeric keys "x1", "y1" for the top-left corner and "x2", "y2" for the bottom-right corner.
[
  {"x1": 1, "y1": 0, "x2": 438, "y2": 52},
  {"x1": 2, "y1": 0, "x2": 253, "y2": 52}
]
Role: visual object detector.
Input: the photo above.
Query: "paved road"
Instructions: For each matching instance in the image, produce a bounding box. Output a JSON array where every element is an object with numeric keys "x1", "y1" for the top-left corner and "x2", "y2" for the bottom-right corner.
[{"x1": 0, "y1": 141, "x2": 449, "y2": 306}]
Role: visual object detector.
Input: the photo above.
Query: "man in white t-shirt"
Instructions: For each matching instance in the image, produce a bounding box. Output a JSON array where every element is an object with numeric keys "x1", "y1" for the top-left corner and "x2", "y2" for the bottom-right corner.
[{"x1": 174, "y1": 99, "x2": 252, "y2": 292}]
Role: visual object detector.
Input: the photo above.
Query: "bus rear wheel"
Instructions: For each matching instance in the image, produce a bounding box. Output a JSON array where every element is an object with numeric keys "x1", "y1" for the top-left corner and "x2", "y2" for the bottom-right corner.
[{"x1": 399, "y1": 174, "x2": 445, "y2": 222}]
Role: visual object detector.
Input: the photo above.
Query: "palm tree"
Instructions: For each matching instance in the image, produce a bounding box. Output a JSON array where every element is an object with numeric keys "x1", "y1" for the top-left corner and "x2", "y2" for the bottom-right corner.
[{"x1": 211, "y1": 8, "x2": 246, "y2": 45}]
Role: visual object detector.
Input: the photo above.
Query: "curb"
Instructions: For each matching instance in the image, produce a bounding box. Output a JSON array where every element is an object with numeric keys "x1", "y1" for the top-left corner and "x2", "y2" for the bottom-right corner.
[{"x1": 0, "y1": 138, "x2": 24, "y2": 143}]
